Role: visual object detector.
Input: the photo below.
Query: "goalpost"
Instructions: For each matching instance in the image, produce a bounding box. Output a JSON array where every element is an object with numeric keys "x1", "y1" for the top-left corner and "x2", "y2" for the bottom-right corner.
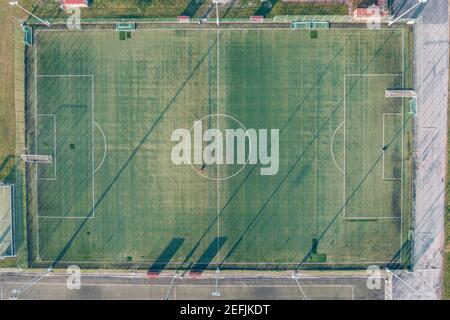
[
  {"x1": 385, "y1": 89, "x2": 417, "y2": 117},
  {"x1": 291, "y1": 21, "x2": 330, "y2": 30},
  {"x1": 22, "y1": 25, "x2": 33, "y2": 46},
  {"x1": 291, "y1": 21, "x2": 310, "y2": 30},
  {"x1": 116, "y1": 21, "x2": 136, "y2": 31},
  {"x1": 20, "y1": 154, "x2": 53, "y2": 163}
]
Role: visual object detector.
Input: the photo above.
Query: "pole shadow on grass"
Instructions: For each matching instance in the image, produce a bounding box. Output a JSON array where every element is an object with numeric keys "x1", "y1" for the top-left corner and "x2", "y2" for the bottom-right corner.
[
  {"x1": 0, "y1": 155, "x2": 15, "y2": 183},
  {"x1": 0, "y1": 155, "x2": 13, "y2": 173},
  {"x1": 295, "y1": 115, "x2": 412, "y2": 271},
  {"x1": 188, "y1": 237, "x2": 227, "y2": 276},
  {"x1": 147, "y1": 238, "x2": 184, "y2": 276},
  {"x1": 46, "y1": 37, "x2": 218, "y2": 268},
  {"x1": 147, "y1": 238, "x2": 185, "y2": 276},
  {"x1": 181, "y1": 0, "x2": 206, "y2": 17},
  {"x1": 254, "y1": 0, "x2": 278, "y2": 17}
]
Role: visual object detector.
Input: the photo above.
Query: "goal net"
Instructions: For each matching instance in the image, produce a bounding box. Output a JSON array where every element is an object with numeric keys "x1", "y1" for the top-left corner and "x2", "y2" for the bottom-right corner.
[
  {"x1": 20, "y1": 154, "x2": 53, "y2": 163},
  {"x1": 291, "y1": 21, "x2": 310, "y2": 29},
  {"x1": 310, "y1": 22, "x2": 330, "y2": 29},
  {"x1": 291, "y1": 21, "x2": 330, "y2": 30},
  {"x1": 385, "y1": 89, "x2": 416, "y2": 98},
  {"x1": 116, "y1": 21, "x2": 136, "y2": 31},
  {"x1": 22, "y1": 25, "x2": 33, "y2": 46},
  {"x1": 409, "y1": 98, "x2": 417, "y2": 117}
]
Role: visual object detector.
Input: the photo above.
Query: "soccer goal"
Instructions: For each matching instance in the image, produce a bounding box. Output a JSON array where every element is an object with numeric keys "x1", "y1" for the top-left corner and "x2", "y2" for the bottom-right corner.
[
  {"x1": 116, "y1": 21, "x2": 136, "y2": 31},
  {"x1": 409, "y1": 97, "x2": 417, "y2": 117},
  {"x1": 22, "y1": 25, "x2": 33, "y2": 46},
  {"x1": 291, "y1": 21, "x2": 310, "y2": 30},
  {"x1": 291, "y1": 21, "x2": 330, "y2": 30},
  {"x1": 385, "y1": 89, "x2": 417, "y2": 117},
  {"x1": 385, "y1": 89, "x2": 416, "y2": 98},
  {"x1": 310, "y1": 21, "x2": 330, "y2": 29},
  {"x1": 20, "y1": 154, "x2": 53, "y2": 163}
]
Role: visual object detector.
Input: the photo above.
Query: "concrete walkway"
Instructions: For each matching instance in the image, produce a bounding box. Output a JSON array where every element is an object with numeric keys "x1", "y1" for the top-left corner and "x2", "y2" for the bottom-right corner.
[{"x1": 392, "y1": 0, "x2": 448, "y2": 300}]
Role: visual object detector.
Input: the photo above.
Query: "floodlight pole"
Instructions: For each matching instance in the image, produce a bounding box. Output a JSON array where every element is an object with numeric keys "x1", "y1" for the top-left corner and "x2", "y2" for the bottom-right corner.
[
  {"x1": 387, "y1": 0, "x2": 427, "y2": 26},
  {"x1": 385, "y1": 268, "x2": 421, "y2": 297},
  {"x1": 213, "y1": 0, "x2": 220, "y2": 26},
  {"x1": 9, "y1": 1, "x2": 51, "y2": 27},
  {"x1": 10, "y1": 267, "x2": 53, "y2": 300},
  {"x1": 211, "y1": 267, "x2": 221, "y2": 297}
]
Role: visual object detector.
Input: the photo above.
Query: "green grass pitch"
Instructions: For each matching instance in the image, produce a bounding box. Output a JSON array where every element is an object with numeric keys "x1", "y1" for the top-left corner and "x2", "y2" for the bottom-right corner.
[{"x1": 24, "y1": 26, "x2": 414, "y2": 269}]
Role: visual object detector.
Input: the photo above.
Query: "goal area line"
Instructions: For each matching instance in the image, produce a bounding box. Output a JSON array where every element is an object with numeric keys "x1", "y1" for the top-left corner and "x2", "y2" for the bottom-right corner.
[
  {"x1": 343, "y1": 74, "x2": 405, "y2": 222},
  {"x1": 33, "y1": 71, "x2": 96, "y2": 264}
]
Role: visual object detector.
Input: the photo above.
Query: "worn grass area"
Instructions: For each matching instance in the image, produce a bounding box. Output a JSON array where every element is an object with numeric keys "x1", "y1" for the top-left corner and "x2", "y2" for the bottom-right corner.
[{"x1": 24, "y1": 27, "x2": 413, "y2": 270}]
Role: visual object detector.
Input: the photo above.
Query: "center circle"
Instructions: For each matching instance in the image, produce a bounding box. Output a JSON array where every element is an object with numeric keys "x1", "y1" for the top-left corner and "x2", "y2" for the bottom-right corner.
[{"x1": 188, "y1": 114, "x2": 250, "y2": 181}]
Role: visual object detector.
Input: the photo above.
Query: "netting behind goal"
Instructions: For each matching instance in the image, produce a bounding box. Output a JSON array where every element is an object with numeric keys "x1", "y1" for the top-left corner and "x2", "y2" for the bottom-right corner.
[{"x1": 21, "y1": 154, "x2": 52, "y2": 163}]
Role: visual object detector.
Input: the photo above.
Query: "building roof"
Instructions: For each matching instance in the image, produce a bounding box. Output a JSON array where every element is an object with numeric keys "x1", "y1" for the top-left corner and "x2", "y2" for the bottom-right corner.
[
  {"x1": 61, "y1": 0, "x2": 89, "y2": 8},
  {"x1": 353, "y1": 6, "x2": 387, "y2": 19}
]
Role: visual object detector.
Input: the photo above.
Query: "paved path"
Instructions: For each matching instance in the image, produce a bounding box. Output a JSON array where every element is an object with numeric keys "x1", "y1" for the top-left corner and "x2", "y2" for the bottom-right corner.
[{"x1": 392, "y1": 0, "x2": 448, "y2": 300}]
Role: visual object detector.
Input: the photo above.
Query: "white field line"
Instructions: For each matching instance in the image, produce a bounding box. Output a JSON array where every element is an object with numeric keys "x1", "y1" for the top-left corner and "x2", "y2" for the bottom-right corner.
[
  {"x1": 0, "y1": 282, "x2": 356, "y2": 300},
  {"x1": 343, "y1": 75, "x2": 346, "y2": 222},
  {"x1": 92, "y1": 76, "x2": 95, "y2": 220},
  {"x1": 400, "y1": 27, "x2": 404, "y2": 261},
  {"x1": 216, "y1": 30, "x2": 220, "y2": 266},
  {"x1": 36, "y1": 259, "x2": 402, "y2": 265},
  {"x1": 34, "y1": 44, "x2": 40, "y2": 261},
  {"x1": 36, "y1": 114, "x2": 56, "y2": 181},
  {"x1": 13, "y1": 272, "x2": 386, "y2": 280},
  {"x1": 32, "y1": 29, "x2": 409, "y2": 266},
  {"x1": 35, "y1": 27, "x2": 407, "y2": 33},
  {"x1": 331, "y1": 121, "x2": 344, "y2": 175},
  {"x1": 93, "y1": 121, "x2": 107, "y2": 174},
  {"x1": 1, "y1": 282, "x2": 357, "y2": 290},
  {"x1": 37, "y1": 74, "x2": 93, "y2": 77},
  {"x1": 382, "y1": 113, "x2": 402, "y2": 181},
  {"x1": 36, "y1": 75, "x2": 95, "y2": 224},
  {"x1": 343, "y1": 74, "x2": 405, "y2": 221}
]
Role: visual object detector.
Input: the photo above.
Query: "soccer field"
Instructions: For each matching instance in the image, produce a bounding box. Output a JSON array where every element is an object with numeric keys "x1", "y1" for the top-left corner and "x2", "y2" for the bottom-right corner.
[{"x1": 24, "y1": 26, "x2": 413, "y2": 270}]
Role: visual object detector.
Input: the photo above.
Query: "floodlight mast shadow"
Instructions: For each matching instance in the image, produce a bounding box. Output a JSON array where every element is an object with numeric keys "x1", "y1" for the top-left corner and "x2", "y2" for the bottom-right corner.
[{"x1": 9, "y1": 1, "x2": 52, "y2": 27}]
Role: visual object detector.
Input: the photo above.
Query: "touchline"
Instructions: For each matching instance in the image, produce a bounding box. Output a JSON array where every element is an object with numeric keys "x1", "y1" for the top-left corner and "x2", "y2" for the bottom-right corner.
[{"x1": 171, "y1": 119, "x2": 279, "y2": 176}]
